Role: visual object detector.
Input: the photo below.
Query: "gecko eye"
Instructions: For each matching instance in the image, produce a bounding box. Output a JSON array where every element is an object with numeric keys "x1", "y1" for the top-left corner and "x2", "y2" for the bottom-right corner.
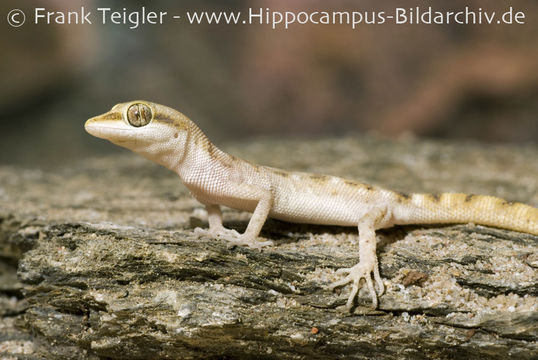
[{"x1": 127, "y1": 103, "x2": 152, "y2": 127}]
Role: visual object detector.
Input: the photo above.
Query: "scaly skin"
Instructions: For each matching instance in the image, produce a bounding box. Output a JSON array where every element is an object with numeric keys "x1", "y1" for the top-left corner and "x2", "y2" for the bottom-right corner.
[{"x1": 85, "y1": 100, "x2": 538, "y2": 311}]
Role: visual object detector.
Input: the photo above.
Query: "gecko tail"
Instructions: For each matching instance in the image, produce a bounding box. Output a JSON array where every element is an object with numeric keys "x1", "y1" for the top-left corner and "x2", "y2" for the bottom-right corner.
[{"x1": 393, "y1": 192, "x2": 538, "y2": 235}]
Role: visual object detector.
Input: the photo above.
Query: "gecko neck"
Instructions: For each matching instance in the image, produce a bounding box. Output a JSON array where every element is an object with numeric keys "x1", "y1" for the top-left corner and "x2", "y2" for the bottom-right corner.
[{"x1": 175, "y1": 123, "x2": 231, "y2": 181}]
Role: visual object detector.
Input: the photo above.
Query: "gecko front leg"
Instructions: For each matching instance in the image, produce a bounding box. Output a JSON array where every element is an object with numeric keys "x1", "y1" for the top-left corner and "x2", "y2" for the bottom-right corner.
[
  {"x1": 194, "y1": 204, "x2": 242, "y2": 239},
  {"x1": 329, "y1": 207, "x2": 388, "y2": 310},
  {"x1": 194, "y1": 185, "x2": 274, "y2": 249}
]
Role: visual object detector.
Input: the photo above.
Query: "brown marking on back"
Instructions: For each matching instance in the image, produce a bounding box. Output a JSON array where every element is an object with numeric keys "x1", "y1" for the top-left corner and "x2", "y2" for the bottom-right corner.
[
  {"x1": 501, "y1": 200, "x2": 515, "y2": 206},
  {"x1": 193, "y1": 133, "x2": 212, "y2": 151},
  {"x1": 343, "y1": 179, "x2": 363, "y2": 187},
  {"x1": 341, "y1": 179, "x2": 368, "y2": 191},
  {"x1": 207, "y1": 142, "x2": 217, "y2": 158},
  {"x1": 215, "y1": 154, "x2": 233, "y2": 170},
  {"x1": 240, "y1": 158, "x2": 263, "y2": 173},
  {"x1": 397, "y1": 191, "x2": 411, "y2": 200},
  {"x1": 310, "y1": 174, "x2": 330, "y2": 183},
  {"x1": 394, "y1": 191, "x2": 411, "y2": 203},
  {"x1": 220, "y1": 160, "x2": 233, "y2": 169},
  {"x1": 273, "y1": 169, "x2": 289, "y2": 177},
  {"x1": 464, "y1": 194, "x2": 475, "y2": 202}
]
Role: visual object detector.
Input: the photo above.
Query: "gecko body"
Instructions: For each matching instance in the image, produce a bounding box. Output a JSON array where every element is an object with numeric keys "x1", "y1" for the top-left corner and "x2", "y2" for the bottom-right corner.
[{"x1": 85, "y1": 101, "x2": 538, "y2": 310}]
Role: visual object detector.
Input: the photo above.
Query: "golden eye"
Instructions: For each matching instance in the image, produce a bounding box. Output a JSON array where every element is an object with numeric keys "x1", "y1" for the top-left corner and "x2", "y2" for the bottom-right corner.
[{"x1": 127, "y1": 103, "x2": 152, "y2": 127}]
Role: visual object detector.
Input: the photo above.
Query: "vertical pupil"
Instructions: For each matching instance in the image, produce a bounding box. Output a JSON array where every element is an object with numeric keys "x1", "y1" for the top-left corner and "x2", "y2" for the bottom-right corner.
[{"x1": 127, "y1": 103, "x2": 151, "y2": 127}]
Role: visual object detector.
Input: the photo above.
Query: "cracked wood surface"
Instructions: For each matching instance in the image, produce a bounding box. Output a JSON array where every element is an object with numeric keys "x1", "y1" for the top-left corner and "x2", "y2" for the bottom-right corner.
[{"x1": 0, "y1": 136, "x2": 537, "y2": 359}]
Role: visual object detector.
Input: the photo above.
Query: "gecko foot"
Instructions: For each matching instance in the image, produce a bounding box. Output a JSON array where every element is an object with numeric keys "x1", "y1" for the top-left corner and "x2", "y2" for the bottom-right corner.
[
  {"x1": 194, "y1": 227, "x2": 241, "y2": 239},
  {"x1": 328, "y1": 262, "x2": 385, "y2": 310},
  {"x1": 194, "y1": 227, "x2": 273, "y2": 249},
  {"x1": 225, "y1": 237, "x2": 274, "y2": 250}
]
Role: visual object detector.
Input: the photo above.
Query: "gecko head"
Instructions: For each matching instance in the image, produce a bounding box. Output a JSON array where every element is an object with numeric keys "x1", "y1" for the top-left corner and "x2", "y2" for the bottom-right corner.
[{"x1": 85, "y1": 100, "x2": 192, "y2": 169}]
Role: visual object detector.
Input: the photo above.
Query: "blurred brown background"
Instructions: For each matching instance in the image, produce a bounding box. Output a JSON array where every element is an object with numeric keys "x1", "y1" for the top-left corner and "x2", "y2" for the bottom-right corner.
[{"x1": 1, "y1": 0, "x2": 537, "y2": 168}]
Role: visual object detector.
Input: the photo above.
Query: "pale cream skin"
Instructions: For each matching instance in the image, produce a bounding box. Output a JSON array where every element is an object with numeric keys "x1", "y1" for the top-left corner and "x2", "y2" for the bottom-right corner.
[{"x1": 85, "y1": 101, "x2": 538, "y2": 310}]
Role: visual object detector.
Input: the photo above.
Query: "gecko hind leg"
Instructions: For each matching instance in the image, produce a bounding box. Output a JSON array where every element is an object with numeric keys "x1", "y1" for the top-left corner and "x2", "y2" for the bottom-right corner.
[{"x1": 329, "y1": 208, "x2": 386, "y2": 310}]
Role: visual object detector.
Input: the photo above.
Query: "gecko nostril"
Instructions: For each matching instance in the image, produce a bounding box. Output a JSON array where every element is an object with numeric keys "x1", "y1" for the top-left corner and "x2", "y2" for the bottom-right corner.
[{"x1": 174, "y1": 133, "x2": 179, "y2": 138}]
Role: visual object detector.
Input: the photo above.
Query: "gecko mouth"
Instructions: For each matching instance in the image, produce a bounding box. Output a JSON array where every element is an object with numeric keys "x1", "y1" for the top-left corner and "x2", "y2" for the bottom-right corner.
[{"x1": 84, "y1": 118, "x2": 134, "y2": 140}]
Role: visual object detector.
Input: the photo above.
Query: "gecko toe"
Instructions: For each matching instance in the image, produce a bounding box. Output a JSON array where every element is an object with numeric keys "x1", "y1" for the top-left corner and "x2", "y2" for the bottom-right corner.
[
  {"x1": 335, "y1": 267, "x2": 351, "y2": 275},
  {"x1": 221, "y1": 235, "x2": 274, "y2": 250},
  {"x1": 252, "y1": 239, "x2": 274, "y2": 248},
  {"x1": 373, "y1": 267, "x2": 385, "y2": 296},
  {"x1": 237, "y1": 239, "x2": 274, "y2": 249},
  {"x1": 194, "y1": 227, "x2": 210, "y2": 238},
  {"x1": 327, "y1": 274, "x2": 352, "y2": 291}
]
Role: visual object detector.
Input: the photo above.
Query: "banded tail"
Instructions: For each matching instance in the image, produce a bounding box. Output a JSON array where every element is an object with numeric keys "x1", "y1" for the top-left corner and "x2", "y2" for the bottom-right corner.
[{"x1": 393, "y1": 192, "x2": 538, "y2": 235}]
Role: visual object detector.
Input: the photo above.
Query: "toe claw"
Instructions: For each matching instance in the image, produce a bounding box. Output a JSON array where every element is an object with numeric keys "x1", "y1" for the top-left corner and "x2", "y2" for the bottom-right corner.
[
  {"x1": 373, "y1": 266, "x2": 384, "y2": 296},
  {"x1": 252, "y1": 239, "x2": 274, "y2": 249},
  {"x1": 346, "y1": 283, "x2": 359, "y2": 310},
  {"x1": 375, "y1": 280, "x2": 385, "y2": 297},
  {"x1": 327, "y1": 277, "x2": 349, "y2": 291}
]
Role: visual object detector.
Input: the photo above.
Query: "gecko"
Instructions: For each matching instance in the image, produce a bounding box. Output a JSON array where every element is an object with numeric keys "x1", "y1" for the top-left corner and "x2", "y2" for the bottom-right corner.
[{"x1": 85, "y1": 100, "x2": 538, "y2": 310}]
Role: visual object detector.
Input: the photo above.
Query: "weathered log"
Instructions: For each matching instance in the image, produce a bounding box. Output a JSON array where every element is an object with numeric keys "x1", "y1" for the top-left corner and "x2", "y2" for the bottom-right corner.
[{"x1": 1, "y1": 136, "x2": 537, "y2": 359}]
